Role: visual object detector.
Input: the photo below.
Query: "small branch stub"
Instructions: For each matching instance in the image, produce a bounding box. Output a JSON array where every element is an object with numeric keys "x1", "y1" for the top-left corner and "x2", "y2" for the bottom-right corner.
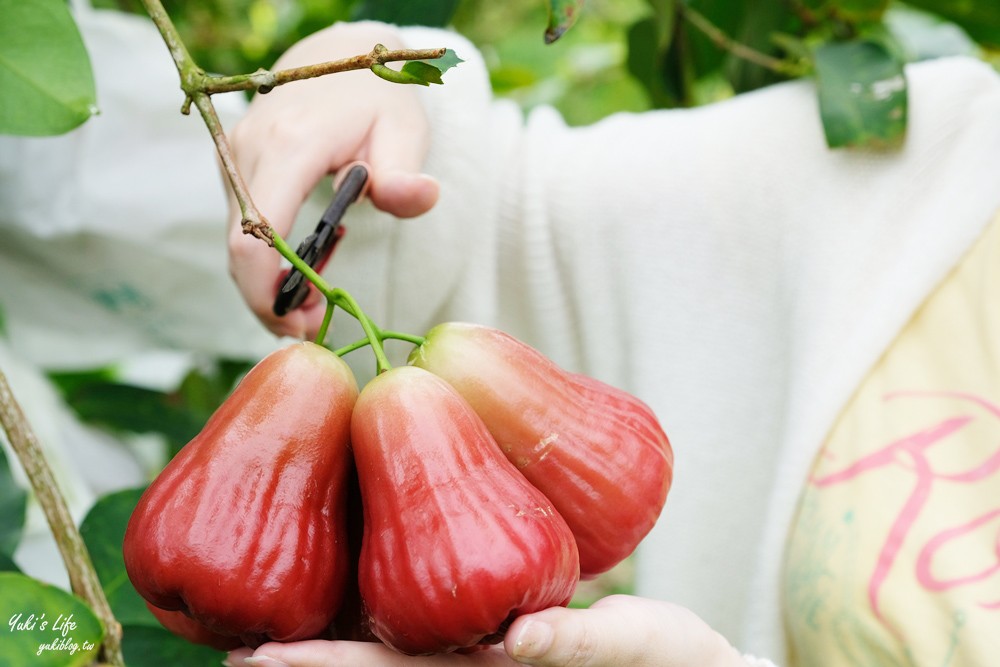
[{"x1": 243, "y1": 217, "x2": 274, "y2": 244}]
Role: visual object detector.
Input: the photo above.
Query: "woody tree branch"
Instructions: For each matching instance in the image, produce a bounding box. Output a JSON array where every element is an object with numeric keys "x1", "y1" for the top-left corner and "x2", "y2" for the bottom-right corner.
[
  {"x1": 139, "y1": 0, "x2": 444, "y2": 243},
  {"x1": 0, "y1": 369, "x2": 124, "y2": 667}
]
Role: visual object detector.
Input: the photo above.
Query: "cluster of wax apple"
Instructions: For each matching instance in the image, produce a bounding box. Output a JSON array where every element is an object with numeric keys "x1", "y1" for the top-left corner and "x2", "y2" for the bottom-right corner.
[{"x1": 122, "y1": 322, "x2": 674, "y2": 655}]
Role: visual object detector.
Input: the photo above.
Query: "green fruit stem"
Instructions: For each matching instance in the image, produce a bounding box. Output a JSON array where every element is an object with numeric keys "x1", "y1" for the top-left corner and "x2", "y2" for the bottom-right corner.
[{"x1": 271, "y1": 229, "x2": 403, "y2": 374}]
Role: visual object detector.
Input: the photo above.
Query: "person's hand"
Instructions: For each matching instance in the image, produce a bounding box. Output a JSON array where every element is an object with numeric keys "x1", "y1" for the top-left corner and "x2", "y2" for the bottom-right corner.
[
  {"x1": 224, "y1": 595, "x2": 753, "y2": 667},
  {"x1": 226, "y1": 22, "x2": 440, "y2": 339}
]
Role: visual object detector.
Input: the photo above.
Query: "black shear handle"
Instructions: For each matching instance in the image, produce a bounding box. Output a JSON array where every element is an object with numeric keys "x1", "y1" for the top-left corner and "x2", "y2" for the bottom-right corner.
[{"x1": 272, "y1": 164, "x2": 369, "y2": 317}]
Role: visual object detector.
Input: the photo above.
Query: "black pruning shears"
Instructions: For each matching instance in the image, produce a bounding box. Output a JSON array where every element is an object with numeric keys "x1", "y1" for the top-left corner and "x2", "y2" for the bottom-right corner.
[{"x1": 272, "y1": 164, "x2": 369, "y2": 317}]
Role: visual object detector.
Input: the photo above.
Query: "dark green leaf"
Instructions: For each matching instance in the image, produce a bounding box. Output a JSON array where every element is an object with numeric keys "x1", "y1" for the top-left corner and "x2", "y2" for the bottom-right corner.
[
  {"x1": 352, "y1": 0, "x2": 459, "y2": 27},
  {"x1": 79, "y1": 488, "x2": 157, "y2": 628},
  {"x1": 814, "y1": 38, "x2": 908, "y2": 149},
  {"x1": 627, "y1": 17, "x2": 667, "y2": 103},
  {"x1": 0, "y1": 446, "x2": 27, "y2": 559},
  {"x1": 683, "y1": 0, "x2": 748, "y2": 77},
  {"x1": 0, "y1": 552, "x2": 20, "y2": 573},
  {"x1": 0, "y1": 0, "x2": 97, "y2": 136},
  {"x1": 51, "y1": 360, "x2": 252, "y2": 461},
  {"x1": 646, "y1": 0, "x2": 677, "y2": 47},
  {"x1": 47, "y1": 368, "x2": 116, "y2": 397},
  {"x1": 724, "y1": 0, "x2": 801, "y2": 94},
  {"x1": 545, "y1": 0, "x2": 585, "y2": 44},
  {"x1": 121, "y1": 625, "x2": 226, "y2": 667},
  {"x1": 51, "y1": 382, "x2": 205, "y2": 449},
  {"x1": 0, "y1": 572, "x2": 104, "y2": 666}
]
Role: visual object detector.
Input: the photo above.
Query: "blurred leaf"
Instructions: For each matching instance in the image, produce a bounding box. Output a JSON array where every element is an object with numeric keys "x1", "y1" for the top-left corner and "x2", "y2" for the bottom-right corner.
[
  {"x1": 50, "y1": 359, "x2": 252, "y2": 459},
  {"x1": 724, "y1": 0, "x2": 800, "y2": 94},
  {"x1": 49, "y1": 381, "x2": 205, "y2": 449},
  {"x1": 546, "y1": 0, "x2": 585, "y2": 43},
  {"x1": 0, "y1": 0, "x2": 96, "y2": 136},
  {"x1": 122, "y1": 625, "x2": 226, "y2": 667},
  {"x1": 0, "y1": 552, "x2": 20, "y2": 572},
  {"x1": 80, "y1": 488, "x2": 157, "y2": 628},
  {"x1": 814, "y1": 38, "x2": 908, "y2": 148},
  {"x1": 489, "y1": 64, "x2": 541, "y2": 93},
  {"x1": 645, "y1": 0, "x2": 677, "y2": 47},
  {"x1": 683, "y1": 0, "x2": 747, "y2": 77},
  {"x1": 902, "y1": 0, "x2": 1000, "y2": 48},
  {"x1": 0, "y1": 446, "x2": 27, "y2": 559},
  {"x1": 833, "y1": 0, "x2": 890, "y2": 23},
  {"x1": 628, "y1": 15, "x2": 682, "y2": 106},
  {"x1": 0, "y1": 572, "x2": 104, "y2": 666},
  {"x1": 555, "y1": 66, "x2": 650, "y2": 124},
  {"x1": 175, "y1": 360, "x2": 252, "y2": 420},
  {"x1": 352, "y1": 0, "x2": 460, "y2": 27}
]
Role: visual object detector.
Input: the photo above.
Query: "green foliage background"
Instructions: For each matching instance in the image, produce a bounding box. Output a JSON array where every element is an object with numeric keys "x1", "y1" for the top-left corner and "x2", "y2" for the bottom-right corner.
[{"x1": 89, "y1": 0, "x2": 999, "y2": 132}]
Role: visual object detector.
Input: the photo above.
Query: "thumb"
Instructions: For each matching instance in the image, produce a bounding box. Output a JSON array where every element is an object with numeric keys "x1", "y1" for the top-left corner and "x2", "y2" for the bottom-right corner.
[
  {"x1": 363, "y1": 110, "x2": 439, "y2": 218},
  {"x1": 504, "y1": 596, "x2": 746, "y2": 667}
]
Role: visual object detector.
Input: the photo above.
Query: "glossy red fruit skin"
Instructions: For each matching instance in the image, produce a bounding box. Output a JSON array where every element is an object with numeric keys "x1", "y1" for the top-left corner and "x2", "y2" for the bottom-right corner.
[
  {"x1": 351, "y1": 366, "x2": 580, "y2": 655},
  {"x1": 145, "y1": 603, "x2": 243, "y2": 651},
  {"x1": 409, "y1": 322, "x2": 674, "y2": 578},
  {"x1": 123, "y1": 342, "x2": 358, "y2": 647}
]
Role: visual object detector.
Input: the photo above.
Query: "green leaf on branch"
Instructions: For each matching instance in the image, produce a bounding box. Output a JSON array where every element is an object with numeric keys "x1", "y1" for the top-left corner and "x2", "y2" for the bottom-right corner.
[
  {"x1": 0, "y1": 552, "x2": 20, "y2": 572},
  {"x1": 813, "y1": 38, "x2": 908, "y2": 149},
  {"x1": 401, "y1": 61, "x2": 444, "y2": 85},
  {"x1": 422, "y1": 48, "x2": 464, "y2": 76},
  {"x1": 0, "y1": 446, "x2": 27, "y2": 560},
  {"x1": 375, "y1": 50, "x2": 463, "y2": 86},
  {"x1": 79, "y1": 488, "x2": 157, "y2": 628},
  {"x1": 121, "y1": 625, "x2": 227, "y2": 667},
  {"x1": 546, "y1": 0, "x2": 585, "y2": 44},
  {"x1": 49, "y1": 381, "x2": 204, "y2": 452},
  {"x1": 0, "y1": 572, "x2": 104, "y2": 666},
  {"x1": 0, "y1": 0, "x2": 97, "y2": 136}
]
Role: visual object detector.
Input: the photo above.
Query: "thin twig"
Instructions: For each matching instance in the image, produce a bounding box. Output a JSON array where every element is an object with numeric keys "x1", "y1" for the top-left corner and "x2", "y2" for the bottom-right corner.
[
  {"x1": 679, "y1": 4, "x2": 802, "y2": 76},
  {"x1": 188, "y1": 90, "x2": 272, "y2": 242},
  {"x1": 0, "y1": 369, "x2": 124, "y2": 667},
  {"x1": 206, "y1": 45, "x2": 447, "y2": 95}
]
